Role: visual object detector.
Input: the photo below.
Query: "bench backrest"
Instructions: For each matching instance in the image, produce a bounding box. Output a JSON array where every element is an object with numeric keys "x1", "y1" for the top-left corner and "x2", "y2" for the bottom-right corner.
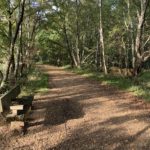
[{"x1": 0, "y1": 85, "x2": 21, "y2": 112}]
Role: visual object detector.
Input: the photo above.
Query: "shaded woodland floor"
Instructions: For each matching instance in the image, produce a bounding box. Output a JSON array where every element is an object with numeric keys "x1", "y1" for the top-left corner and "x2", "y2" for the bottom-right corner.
[{"x1": 1, "y1": 65, "x2": 150, "y2": 149}]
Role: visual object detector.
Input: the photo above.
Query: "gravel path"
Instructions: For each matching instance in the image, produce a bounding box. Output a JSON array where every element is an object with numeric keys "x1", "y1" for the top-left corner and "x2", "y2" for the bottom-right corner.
[{"x1": 1, "y1": 65, "x2": 150, "y2": 150}]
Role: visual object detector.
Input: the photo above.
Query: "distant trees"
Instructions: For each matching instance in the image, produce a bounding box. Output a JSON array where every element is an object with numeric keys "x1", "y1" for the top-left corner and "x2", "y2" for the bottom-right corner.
[
  {"x1": 0, "y1": 0, "x2": 150, "y2": 81},
  {"x1": 36, "y1": 0, "x2": 149, "y2": 76}
]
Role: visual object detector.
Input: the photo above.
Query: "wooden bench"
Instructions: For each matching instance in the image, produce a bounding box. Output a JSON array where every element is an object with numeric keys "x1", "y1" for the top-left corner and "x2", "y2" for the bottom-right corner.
[
  {"x1": 0, "y1": 85, "x2": 33, "y2": 134},
  {"x1": 0, "y1": 85, "x2": 33, "y2": 120},
  {"x1": 0, "y1": 85, "x2": 21, "y2": 113}
]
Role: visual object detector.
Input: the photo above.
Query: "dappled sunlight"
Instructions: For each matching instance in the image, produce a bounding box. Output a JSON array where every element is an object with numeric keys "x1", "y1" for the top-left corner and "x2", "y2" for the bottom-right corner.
[
  {"x1": 33, "y1": 65, "x2": 150, "y2": 149},
  {"x1": 2, "y1": 65, "x2": 150, "y2": 149},
  {"x1": 0, "y1": 0, "x2": 150, "y2": 148}
]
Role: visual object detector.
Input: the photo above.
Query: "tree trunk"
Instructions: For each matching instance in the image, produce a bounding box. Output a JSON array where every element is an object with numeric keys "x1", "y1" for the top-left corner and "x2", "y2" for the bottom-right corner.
[
  {"x1": 0, "y1": 71, "x2": 3, "y2": 85},
  {"x1": 134, "y1": 0, "x2": 149, "y2": 76},
  {"x1": 15, "y1": 25, "x2": 22, "y2": 79},
  {"x1": 63, "y1": 23, "x2": 78, "y2": 67},
  {"x1": 8, "y1": 0, "x2": 12, "y2": 47},
  {"x1": 2, "y1": 0, "x2": 26, "y2": 84},
  {"x1": 96, "y1": 37, "x2": 100, "y2": 71},
  {"x1": 75, "y1": 0, "x2": 81, "y2": 68},
  {"x1": 126, "y1": 0, "x2": 135, "y2": 68},
  {"x1": 99, "y1": 0, "x2": 107, "y2": 74},
  {"x1": 75, "y1": 40, "x2": 81, "y2": 68},
  {"x1": 131, "y1": 31, "x2": 135, "y2": 68}
]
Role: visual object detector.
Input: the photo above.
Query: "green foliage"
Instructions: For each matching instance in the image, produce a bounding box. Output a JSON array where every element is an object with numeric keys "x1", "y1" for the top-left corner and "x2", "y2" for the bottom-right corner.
[
  {"x1": 34, "y1": 0, "x2": 150, "y2": 69},
  {"x1": 0, "y1": 0, "x2": 149, "y2": 101},
  {"x1": 22, "y1": 67, "x2": 49, "y2": 96}
]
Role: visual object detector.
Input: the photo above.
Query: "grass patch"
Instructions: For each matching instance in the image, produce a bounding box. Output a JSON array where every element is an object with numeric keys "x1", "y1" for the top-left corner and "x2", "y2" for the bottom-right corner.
[
  {"x1": 21, "y1": 67, "x2": 49, "y2": 96},
  {"x1": 64, "y1": 66, "x2": 150, "y2": 101}
]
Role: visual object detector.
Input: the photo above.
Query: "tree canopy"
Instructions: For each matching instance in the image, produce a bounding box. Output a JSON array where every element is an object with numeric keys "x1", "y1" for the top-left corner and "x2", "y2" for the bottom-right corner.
[{"x1": 0, "y1": 0, "x2": 150, "y2": 86}]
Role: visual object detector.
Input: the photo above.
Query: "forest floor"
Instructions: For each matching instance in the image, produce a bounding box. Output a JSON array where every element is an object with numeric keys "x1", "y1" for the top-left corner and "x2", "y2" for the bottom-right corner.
[{"x1": 1, "y1": 65, "x2": 150, "y2": 150}]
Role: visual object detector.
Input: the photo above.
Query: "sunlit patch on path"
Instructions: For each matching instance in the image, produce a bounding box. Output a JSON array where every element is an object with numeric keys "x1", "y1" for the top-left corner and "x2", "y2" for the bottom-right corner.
[{"x1": 1, "y1": 65, "x2": 150, "y2": 150}]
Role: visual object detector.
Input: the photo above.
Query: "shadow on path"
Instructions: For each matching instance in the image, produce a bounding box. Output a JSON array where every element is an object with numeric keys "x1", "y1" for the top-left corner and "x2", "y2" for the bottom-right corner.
[{"x1": 29, "y1": 99, "x2": 84, "y2": 127}]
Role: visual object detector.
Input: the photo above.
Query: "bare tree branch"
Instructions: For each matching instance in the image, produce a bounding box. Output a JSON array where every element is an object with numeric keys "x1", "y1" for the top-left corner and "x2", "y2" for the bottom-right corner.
[
  {"x1": 143, "y1": 35, "x2": 150, "y2": 48},
  {"x1": 142, "y1": 51, "x2": 150, "y2": 62}
]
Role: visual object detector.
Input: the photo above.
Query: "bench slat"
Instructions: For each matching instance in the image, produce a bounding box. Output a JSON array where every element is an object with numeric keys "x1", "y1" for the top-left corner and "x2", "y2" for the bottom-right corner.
[
  {"x1": 0, "y1": 99, "x2": 2, "y2": 112},
  {"x1": 10, "y1": 105, "x2": 24, "y2": 110},
  {"x1": 0, "y1": 85, "x2": 21, "y2": 113}
]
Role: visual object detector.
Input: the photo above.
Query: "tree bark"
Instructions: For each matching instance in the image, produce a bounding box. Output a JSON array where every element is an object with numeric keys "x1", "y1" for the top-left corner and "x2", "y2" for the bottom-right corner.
[
  {"x1": 96, "y1": 37, "x2": 101, "y2": 71},
  {"x1": 2, "y1": 0, "x2": 26, "y2": 84},
  {"x1": 75, "y1": 0, "x2": 81, "y2": 68},
  {"x1": 63, "y1": 23, "x2": 78, "y2": 67},
  {"x1": 15, "y1": 25, "x2": 22, "y2": 78},
  {"x1": 99, "y1": 0, "x2": 107, "y2": 74},
  {"x1": 126, "y1": 0, "x2": 135, "y2": 68},
  {"x1": 0, "y1": 71, "x2": 3, "y2": 85},
  {"x1": 134, "y1": 0, "x2": 149, "y2": 76},
  {"x1": 7, "y1": 0, "x2": 12, "y2": 47}
]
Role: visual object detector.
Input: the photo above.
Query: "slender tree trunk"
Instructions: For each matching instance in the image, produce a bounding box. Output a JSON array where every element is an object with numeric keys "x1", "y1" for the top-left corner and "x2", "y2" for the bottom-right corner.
[
  {"x1": 134, "y1": 0, "x2": 149, "y2": 76},
  {"x1": 63, "y1": 23, "x2": 78, "y2": 67},
  {"x1": 26, "y1": 0, "x2": 31, "y2": 67},
  {"x1": 15, "y1": 25, "x2": 22, "y2": 78},
  {"x1": 2, "y1": 0, "x2": 26, "y2": 84},
  {"x1": 122, "y1": 37, "x2": 128, "y2": 70},
  {"x1": 75, "y1": 40, "x2": 81, "y2": 68},
  {"x1": 96, "y1": 37, "x2": 100, "y2": 71},
  {"x1": 126, "y1": 0, "x2": 135, "y2": 69},
  {"x1": 3, "y1": 45, "x2": 15, "y2": 83},
  {"x1": 8, "y1": 0, "x2": 12, "y2": 47},
  {"x1": 131, "y1": 30, "x2": 135, "y2": 68},
  {"x1": 75, "y1": 0, "x2": 81, "y2": 68},
  {"x1": 0, "y1": 71, "x2": 3, "y2": 85},
  {"x1": 99, "y1": 0, "x2": 107, "y2": 74}
]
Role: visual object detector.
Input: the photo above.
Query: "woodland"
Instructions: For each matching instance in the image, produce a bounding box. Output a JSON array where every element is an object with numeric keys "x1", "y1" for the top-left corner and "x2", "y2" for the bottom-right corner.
[
  {"x1": 0, "y1": 0, "x2": 150, "y2": 87},
  {"x1": 0, "y1": 0, "x2": 150, "y2": 149}
]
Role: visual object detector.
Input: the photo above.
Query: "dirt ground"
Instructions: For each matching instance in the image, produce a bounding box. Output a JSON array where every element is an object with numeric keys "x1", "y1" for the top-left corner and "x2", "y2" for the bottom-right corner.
[{"x1": 1, "y1": 65, "x2": 150, "y2": 150}]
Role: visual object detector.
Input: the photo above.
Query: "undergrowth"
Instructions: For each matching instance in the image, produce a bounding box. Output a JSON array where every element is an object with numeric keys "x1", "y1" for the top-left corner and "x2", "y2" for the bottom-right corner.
[{"x1": 22, "y1": 67, "x2": 49, "y2": 96}]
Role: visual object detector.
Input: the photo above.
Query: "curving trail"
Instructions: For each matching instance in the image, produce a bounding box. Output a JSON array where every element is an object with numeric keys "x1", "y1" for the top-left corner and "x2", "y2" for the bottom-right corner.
[{"x1": 1, "y1": 65, "x2": 150, "y2": 150}]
